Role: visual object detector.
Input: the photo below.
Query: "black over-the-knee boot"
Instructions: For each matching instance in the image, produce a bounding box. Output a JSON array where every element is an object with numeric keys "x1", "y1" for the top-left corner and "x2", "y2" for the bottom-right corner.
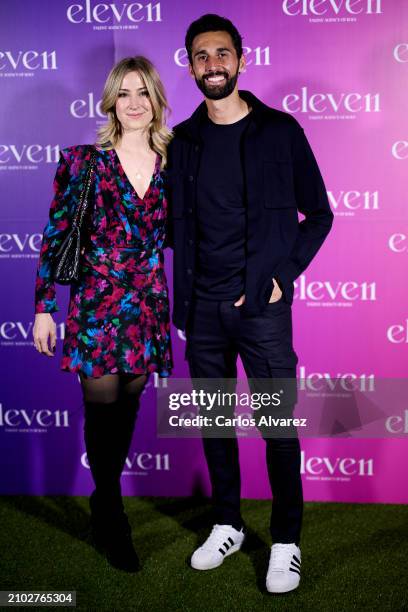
[{"x1": 84, "y1": 399, "x2": 140, "y2": 572}]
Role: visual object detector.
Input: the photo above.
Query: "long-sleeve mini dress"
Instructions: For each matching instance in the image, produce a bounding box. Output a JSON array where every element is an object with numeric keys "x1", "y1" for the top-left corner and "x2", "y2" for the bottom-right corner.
[{"x1": 35, "y1": 144, "x2": 173, "y2": 378}]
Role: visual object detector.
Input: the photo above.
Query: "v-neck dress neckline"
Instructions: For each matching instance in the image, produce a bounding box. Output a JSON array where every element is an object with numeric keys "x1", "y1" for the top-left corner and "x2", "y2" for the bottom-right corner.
[{"x1": 112, "y1": 148, "x2": 160, "y2": 202}]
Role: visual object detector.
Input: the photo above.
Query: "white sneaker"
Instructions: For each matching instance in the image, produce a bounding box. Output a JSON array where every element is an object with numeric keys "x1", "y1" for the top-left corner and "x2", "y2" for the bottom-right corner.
[
  {"x1": 191, "y1": 524, "x2": 245, "y2": 570},
  {"x1": 266, "y1": 543, "x2": 301, "y2": 593}
]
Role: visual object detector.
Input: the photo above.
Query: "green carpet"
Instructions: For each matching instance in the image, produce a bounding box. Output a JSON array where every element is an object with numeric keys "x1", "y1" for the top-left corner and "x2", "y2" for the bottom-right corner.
[{"x1": 0, "y1": 496, "x2": 407, "y2": 612}]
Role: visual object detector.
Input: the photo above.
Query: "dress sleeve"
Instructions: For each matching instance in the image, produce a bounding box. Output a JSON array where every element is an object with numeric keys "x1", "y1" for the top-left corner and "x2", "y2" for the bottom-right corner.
[{"x1": 34, "y1": 151, "x2": 72, "y2": 313}]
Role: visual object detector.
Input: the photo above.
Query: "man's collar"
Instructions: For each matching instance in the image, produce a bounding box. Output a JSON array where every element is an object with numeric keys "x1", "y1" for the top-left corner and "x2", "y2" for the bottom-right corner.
[{"x1": 176, "y1": 90, "x2": 270, "y2": 141}]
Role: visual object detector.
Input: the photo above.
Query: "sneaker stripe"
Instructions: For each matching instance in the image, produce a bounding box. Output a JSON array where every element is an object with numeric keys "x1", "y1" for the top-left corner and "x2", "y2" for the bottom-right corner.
[
  {"x1": 228, "y1": 537, "x2": 234, "y2": 546},
  {"x1": 223, "y1": 541, "x2": 230, "y2": 551},
  {"x1": 218, "y1": 547, "x2": 226, "y2": 556},
  {"x1": 291, "y1": 559, "x2": 301, "y2": 568},
  {"x1": 293, "y1": 554, "x2": 301, "y2": 565},
  {"x1": 289, "y1": 567, "x2": 301, "y2": 575}
]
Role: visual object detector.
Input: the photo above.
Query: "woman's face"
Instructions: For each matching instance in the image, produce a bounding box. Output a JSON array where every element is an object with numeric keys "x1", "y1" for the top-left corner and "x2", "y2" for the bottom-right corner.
[{"x1": 115, "y1": 71, "x2": 154, "y2": 133}]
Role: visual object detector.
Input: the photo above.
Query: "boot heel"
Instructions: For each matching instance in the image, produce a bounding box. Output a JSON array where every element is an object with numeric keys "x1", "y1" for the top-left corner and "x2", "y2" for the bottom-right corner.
[{"x1": 89, "y1": 491, "x2": 140, "y2": 572}]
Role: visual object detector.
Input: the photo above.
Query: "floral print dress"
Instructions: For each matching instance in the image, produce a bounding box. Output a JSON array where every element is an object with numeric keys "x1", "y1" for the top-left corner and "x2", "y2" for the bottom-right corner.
[{"x1": 35, "y1": 145, "x2": 173, "y2": 378}]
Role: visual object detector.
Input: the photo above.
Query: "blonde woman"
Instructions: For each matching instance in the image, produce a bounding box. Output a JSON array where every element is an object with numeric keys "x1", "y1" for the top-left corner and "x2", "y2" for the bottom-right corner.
[{"x1": 33, "y1": 57, "x2": 173, "y2": 572}]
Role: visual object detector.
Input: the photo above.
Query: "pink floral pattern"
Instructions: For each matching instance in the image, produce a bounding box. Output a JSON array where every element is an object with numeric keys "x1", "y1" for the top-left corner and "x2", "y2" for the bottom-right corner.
[{"x1": 35, "y1": 145, "x2": 173, "y2": 378}]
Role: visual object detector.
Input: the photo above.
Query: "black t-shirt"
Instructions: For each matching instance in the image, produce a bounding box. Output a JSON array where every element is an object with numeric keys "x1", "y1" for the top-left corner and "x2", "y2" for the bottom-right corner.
[{"x1": 194, "y1": 112, "x2": 252, "y2": 300}]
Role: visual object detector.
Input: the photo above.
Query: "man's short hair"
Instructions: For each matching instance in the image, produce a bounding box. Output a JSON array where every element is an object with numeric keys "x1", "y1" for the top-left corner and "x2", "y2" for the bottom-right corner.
[{"x1": 185, "y1": 13, "x2": 243, "y2": 64}]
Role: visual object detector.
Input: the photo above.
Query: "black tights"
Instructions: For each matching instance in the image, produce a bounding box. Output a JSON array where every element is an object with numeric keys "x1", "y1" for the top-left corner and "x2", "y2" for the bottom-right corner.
[
  {"x1": 80, "y1": 373, "x2": 148, "y2": 511},
  {"x1": 80, "y1": 373, "x2": 148, "y2": 404}
]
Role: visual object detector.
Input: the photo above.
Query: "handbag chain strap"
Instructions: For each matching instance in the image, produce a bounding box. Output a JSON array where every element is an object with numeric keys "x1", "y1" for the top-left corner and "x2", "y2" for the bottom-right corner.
[{"x1": 72, "y1": 147, "x2": 97, "y2": 230}]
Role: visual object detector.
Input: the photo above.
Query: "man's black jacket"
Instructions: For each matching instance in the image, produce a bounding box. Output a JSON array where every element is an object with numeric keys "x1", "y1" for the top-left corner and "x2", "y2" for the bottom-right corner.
[{"x1": 166, "y1": 90, "x2": 334, "y2": 331}]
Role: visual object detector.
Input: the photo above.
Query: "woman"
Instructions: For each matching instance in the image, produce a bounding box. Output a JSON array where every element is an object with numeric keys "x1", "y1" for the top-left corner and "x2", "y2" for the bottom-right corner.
[{"x1": 33, "y1": 57, "x2": 173, "y2": 572}]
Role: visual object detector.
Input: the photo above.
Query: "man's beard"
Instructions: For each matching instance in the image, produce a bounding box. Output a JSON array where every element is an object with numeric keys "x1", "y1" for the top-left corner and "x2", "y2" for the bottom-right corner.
[{"x1": 194, "y1": 69, "x2": 239, "y2": 101}]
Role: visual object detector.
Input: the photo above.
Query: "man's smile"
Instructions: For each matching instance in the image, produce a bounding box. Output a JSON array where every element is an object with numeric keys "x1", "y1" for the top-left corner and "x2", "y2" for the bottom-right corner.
[{"x1": 204, "y1": 71, "x2": 228, "y2": 85}]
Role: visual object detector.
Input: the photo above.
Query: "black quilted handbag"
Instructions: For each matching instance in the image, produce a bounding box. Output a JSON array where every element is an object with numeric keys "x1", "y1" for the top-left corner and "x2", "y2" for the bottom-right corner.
[{"x1": 52, "y1": 148, "x2": 97, "y2": 285}]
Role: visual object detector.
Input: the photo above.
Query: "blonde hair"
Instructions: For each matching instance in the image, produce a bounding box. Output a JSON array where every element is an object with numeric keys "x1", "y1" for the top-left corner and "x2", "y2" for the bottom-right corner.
[{"x1": 97, "y1": 56, "x2": 172, "y2": 168}]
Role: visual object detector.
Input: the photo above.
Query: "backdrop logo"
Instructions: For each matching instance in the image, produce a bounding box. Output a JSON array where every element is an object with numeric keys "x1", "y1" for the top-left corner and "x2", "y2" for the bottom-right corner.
[
  {"x1": 282, "y1": 0, "x2": 382, "y2": 22},
  {"x1": 0, "y1": 144, "x2": 60, "y2": 171},
  {"x1": 387, "y1": 320, "x2": 408, "y2": 344},
  {"x1": 174, "y1": 45, "x2": 271, "y2": 68},
  {"x1": 0, "y1": 50, "x2": 57, "y2": 78},
  {"x1": 69, "y1": 93, "x2": 104, "y2": 121},
  {"x1": 145, "y1": 372, "x2": 168, "y2": 389},
  {"x1": 391, "y1": 140, "x2": 408, "y2": 160},
  {"x1": 301, "y1": 450, "x2": 373, "y2": 480},
  {"x1": 0, "y1": 233, "x2": 42, "y2": 259},
  {"x1": 328, "y1": 189, "x2": 379, "y2": 217},
  {"x1": 295, "y1": 275, "x2": 376, "y2": 307},
  {"x1": 0, "y1": 403, "x2": 69, "y2": 433},
  {"x1": 385, "y1": 410, "x2": 408, "y2": 434},
  {"x1": 388, "y1": 233, "x2": 407, "y2": 253},
  {"x1": 282, "y1": 86, "x2": 380, "y2": 120},
  {"x1": 177, "y1": 329, "x2": 186, "y2": 342},
  {"x1": 0, "y1": 321, "x2": 65, "y2": 347},
  {"x1": 298, "y1": 366, "x2": 375, "y2": 392},
  {"x1": 393, "y1": 43, "x2": 408, "y2": 63},
  {"x1": 81, "y1": 451, "x2": 170, "y2": 474},
  {"x1": 66, "y1": 1, "x2": 161, "y2": 30}
]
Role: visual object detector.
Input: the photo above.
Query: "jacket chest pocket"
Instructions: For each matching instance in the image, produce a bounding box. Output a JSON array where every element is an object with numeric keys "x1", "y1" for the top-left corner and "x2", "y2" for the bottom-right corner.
[{"x1": 263, "y1": 160, "x2": 296, "y2": 209}]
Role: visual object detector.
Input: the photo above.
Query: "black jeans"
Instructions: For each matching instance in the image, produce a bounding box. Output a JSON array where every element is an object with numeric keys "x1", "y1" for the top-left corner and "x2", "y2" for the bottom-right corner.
[{"x1": 186, "y1": 297, "x2": 303, "y2": 545}]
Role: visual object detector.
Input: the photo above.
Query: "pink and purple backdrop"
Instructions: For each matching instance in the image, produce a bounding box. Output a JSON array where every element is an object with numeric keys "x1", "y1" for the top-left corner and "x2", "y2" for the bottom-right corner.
[{"x1": 0, "y1": 0, "x2": 407, "y2": 503}]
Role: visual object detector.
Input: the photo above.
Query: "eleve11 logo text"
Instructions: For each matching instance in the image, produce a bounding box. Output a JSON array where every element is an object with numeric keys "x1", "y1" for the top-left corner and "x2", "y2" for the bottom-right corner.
[
  {"x1": 282, "y1": 0, "x2": 382, "y2": 23},
  {"x1": 0, "y1": 232, "x2": 42, "y2": 259},
  {"x1": 0, "y1": 403, "x2": 69, "y2": 433},
  {"x1": 298, "y1": 366, "x2": 375, "y2": 392},
  {"x1": 0, "y1": 50, "x2": 57, "y2": 78},
  {"x1": 81, "y1": 450, "x2": 170, "y2": 474},
  {"x1": 0, "y1": 144, "x2": 60, "y2": 171},
  {"x1": 174, "y1": 45, "x2": 271, "y2": 67},
  {"x1": 66, "y1": 1, "x2": 161, "y2": 30},
  {"x1": 387, "y1": 319, "x2": 408, "y2": 344},
  {"x1": 69, "y1": 93, "x2": 104, "y2": 121},
  {"x1": 393, "y1": 43, "x2": 408, "y2": 63},
  {"x1": 294, "y1": 275, "x2": 376, "y2": 307},
  {"x1": 392, "y1": 140, "x2": 408, "y2": 160},
  {"x1": 388, "y1": 233, "x2": 407, "y2": 253},
  {"x1": 282, "y1": 87, "x2": 380, "y2": 120},
  {"x1": 0, "y1": 321, "x2": 65, "y2": 347},
  {"x1": 328, "y1": 189, "x2": 379, "y2": 217},
  {"x1": 301, "y1": 449, "x2": 373, "y2": 481},
  {"x1": 385, "y1": 410, "x2": 408, "y2": 434}
]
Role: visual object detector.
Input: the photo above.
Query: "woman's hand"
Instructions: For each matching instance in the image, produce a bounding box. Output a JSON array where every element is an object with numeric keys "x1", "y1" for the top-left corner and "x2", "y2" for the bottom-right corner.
[{"x1": 33, "y1": 313, "x2": 57, "y2": 356}]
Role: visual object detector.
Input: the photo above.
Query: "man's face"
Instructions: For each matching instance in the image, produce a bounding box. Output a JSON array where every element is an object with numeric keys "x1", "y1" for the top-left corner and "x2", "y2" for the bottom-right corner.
[{"x1": 189, "y1": 30, "x2": 245, "y2": 100}]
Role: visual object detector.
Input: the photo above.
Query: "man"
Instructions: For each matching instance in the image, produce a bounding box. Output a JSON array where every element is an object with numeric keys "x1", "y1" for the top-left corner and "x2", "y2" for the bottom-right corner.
[{"x1": 167, "y1": 14, "x2": 333, "y2": 593}]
